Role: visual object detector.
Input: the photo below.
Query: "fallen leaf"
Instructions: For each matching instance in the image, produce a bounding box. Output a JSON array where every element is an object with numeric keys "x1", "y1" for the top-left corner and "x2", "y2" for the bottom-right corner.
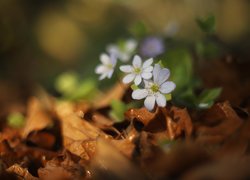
[
  {"x1": 93, "y1": 82, "x2": 128, "y2": 109},
  {"x1": 164, "y1": 107, "x2": 193, "y2": 140},
  {"x1": 22, "y1": 97, "x2": 53, "y2": 138},
  {"x1": 26, "y1": 131, "x2": 56, "y2": 150},
  {"x1": 38, "y1": 151, "x2": 86, "y2": 180},
  {"x1": 6, "y1": 164, "x2": 38, "y2": 180},
  {"x1": 90, "y1": 138, "x2": 144, "y2": 180},
  {"x1": 182, "y1": 155, "x2": 250, "y2": 180},
  {"x1": 195, "y1": 101, "x2": 243, "y2": 145},
  {"x1": 55, "y1": 101, "x2": 108, "y2": 161}
]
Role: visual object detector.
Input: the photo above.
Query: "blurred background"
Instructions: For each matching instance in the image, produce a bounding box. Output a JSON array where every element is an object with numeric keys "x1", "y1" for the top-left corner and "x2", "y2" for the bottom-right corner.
[{"x1": 0, "y1": 0, "x2": 250, "y2": 99}]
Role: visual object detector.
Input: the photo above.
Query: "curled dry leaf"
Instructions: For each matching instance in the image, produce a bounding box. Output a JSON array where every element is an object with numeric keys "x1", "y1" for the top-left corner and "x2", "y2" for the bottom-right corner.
[
  {"x1": 125, "y1": 107, "x2": 193, "y2": 140},
  {"x1": 38, "y1": 151, "x2": 86, "y2": 180},
  {"x1": 164, "y1": 107, "x2": 193, "y2": 140},
  {"x1": 195, "y1": 101, "x2": 243, "y2": 145},
  {"x1": 22, "y1": 97, "x2": 53, "y2": 138},
  {"x1": 125, "y1": 107, "x2": 158, "y2": 126},
  {"x1": 6, "y1": 164, "x2": 38, "y2": 180},
  {"x1": 55, "y1": 102, "x2": 108, "y2": 161}
]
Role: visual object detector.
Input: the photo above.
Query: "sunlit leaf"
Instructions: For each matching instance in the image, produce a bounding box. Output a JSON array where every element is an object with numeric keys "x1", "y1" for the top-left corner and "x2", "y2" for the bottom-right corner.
[
  {"x1": 162, "y1": 48, "x2": 193, "y2": 93},
  {"x1": 7, "y1": 112, "x2": 25, "y2": 128},
  {"x1": 131, "y1": 84, "x2": 139, "y2": 90},
  {"x1": 109, "y1": 99, "x2": 127, "y2": 122},
  {"x1": 195, "y1": 41, "x2": 220, "y2": 59},
  {"x1": 196, "y1": 15, "x2": 216, "y2": 34},
  {"x1": 165, "y1": 94, "x2": 172, "y2": 101},
  {"x1": 197, "y1": 88, "x2": 222, "y2": 109},
  {"x1": 129, "y1": 21, "x2": 148, "y2": 38},
  {"x1": 67, "y1": 78, "x2": 97, "y2": 100},
  {"x1": 55, "y1": 72, "x2": 78, "y2": 95}
]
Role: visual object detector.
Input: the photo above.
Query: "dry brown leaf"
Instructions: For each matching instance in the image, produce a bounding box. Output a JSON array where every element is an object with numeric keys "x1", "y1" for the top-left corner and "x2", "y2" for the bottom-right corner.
[
  {"x1": 141, "y1": 141, "x2": 210, "y2": 179},
  {"x1": 111, "y1": 139, "x2": 135, "y2": 158},
  {"x1": 195, "y1": 101, "x2": 243, "y2": 145},
  {"x1": 216, "y1": 118, "x2": 250, "y2": 157},
  {"x1": 182, "y1": 155, "x2": 250, "y2": 180},
  {"x1": 22, "y1": 97, "x2": 53, "y2": 138},
  {"x1": 26, "y1": 132, "x2": 56, "y2": 150},
  {"x1": 93, "y1": 82, "x2": 128, "y2": 109},
  {"x1": 38, "y1": 151, "x2": 86, "y2": 180},
  {"x1": 165, "y1": 107, "x2": 193, "y2": 140},
  {"x1": 90, "y1": 138, "x2": 144, "y2": 180},
  {"x1": 6, "y1": 164, "x2": 38, "y2": 180},
  {"x1": 55, "y1": 102, "x2": 108, "y2": 161},
  {"x1": 125, "y1": 107, "x2": 166, "y2": 133},
  {"x1": 125, "y1": 107, "x2": 193, "y2": 140}
]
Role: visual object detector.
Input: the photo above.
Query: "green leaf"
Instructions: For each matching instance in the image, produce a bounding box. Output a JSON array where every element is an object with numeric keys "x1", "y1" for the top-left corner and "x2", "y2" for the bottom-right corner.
[
  {"x1": 195, "y1": 41, "x2": 220, "y2": 59},
  {"x1": 196, "y1": 15, "x2": 216, "y2": 34},
  {"x1": 131, "y1": 84, "x2": 139, "y2": 90},
  {"x1": 55, "y1": 72, "x2": 78, "y2": 96},
  {"x1": 197, "y1": 88, "x2": 222, "y2": 109},
  {"x1": 129, "y1": 21, "x2": 148, "y2": 38},
  {"x1": 109, "y1": 99, "x2": 127, "y2": 122},
  {"x1": 162, "y1": 48, "x2": 193, "y2": 93},
  {"x1": 67, "y1": 78, "x2": 97, "y2": 100},
  {"x1": 165, "y1": 94, "x2": 172, "y2": 101},
  {"x1": 7, "y1": 112, "x2": 25, "y2": 128}
]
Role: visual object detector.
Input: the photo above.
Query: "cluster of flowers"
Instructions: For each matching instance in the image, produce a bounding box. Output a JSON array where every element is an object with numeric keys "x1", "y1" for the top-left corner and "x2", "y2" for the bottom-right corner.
[{"x1": 95, "y1": 39, "x2": 176, "y2": 111}]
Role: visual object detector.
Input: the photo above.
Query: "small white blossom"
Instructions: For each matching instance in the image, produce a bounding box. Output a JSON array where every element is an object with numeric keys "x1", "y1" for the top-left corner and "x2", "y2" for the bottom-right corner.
[
  {"x1": 132, "y1": 64, "x2": 176, "y2": 111},
  {"x1": 120, "y1": 55, "x2": 153, "y2": 85},
  {"x1": 95, "y1": 53, "x2": 117, "y2": 80},
  {"x1": 107, "y1": 39, "x2": 137, "y2": 62}
]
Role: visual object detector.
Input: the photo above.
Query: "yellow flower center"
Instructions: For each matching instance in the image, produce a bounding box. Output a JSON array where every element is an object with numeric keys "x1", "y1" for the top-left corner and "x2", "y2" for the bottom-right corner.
[
  {"x1": 151, "y1": 84, "x2": 159, "y2": 93},
  {"x1": 134, "y1": 68, "x2": 141, "y2": 74}
]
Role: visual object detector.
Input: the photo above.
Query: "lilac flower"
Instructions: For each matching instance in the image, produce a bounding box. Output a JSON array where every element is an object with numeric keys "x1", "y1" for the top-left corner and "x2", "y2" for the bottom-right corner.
[
  {"x1": 107, "y1": 39, "x2": 137, "y2": 62},
  {"x1": 139, "y1": 37, "x2": 165, "y2": 58},
  {"x1": 95, "y1": 53, "x2": 117, "y2": 80},
  {"x1": 119, "y1": 55, "x2": 153, "y2": 85},
  {"x1": 132, "y1": 64, "x2": 176, "y2": 111}
]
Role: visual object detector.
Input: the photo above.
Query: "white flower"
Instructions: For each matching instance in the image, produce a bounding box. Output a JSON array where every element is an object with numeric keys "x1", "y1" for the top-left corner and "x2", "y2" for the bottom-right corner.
[
  {"x1": 95, "y1": 53, "x2": 117, "y2": 80},
  {"x1": 107, "y1": 39, "x2": 137, "y2": 62},
  {"x1": 120, "y1": 55, "x2": 153, "y2": 85},
  {"x1": 132, "y1": 64, "x2": 176, "y2": 111}
]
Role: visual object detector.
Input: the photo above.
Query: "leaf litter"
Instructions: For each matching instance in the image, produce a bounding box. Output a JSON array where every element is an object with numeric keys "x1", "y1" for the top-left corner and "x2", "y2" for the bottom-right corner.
[{"x1": 1, "y1": 63, "x2": 250, "y2": 179}]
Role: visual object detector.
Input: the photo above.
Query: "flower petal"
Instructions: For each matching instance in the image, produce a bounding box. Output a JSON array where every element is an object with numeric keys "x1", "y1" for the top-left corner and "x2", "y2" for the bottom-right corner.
[
  {"x1": 99, "y1": 73, "x2": 107, "y2": 80},
  {"x1": 100, "y1": 53, "x2": 110, "y2": 65},
  {"x1": 153, "y1": 64, "x2": 161, "y2": 83},
  {"x1": 126, "y1": 39, "x2": 137, "y2": 52},
  {"x1": 110, "y1": 53, "x2": 117, "y2": 66},
  {"x1": 122, "y1": 74, "x2": 135, "y2": 84},
  {"x1": 159, "y1": 81, "x2": 176, "y2": 94},
  {"x1": 107, "y1": 69, "x2": 114, "y2": 79},
  {"x1": 95, "y1": 65, "x2": 106, "y2": 74},
  {"x1": 153, "y1": 64, "x2": 170, "y2": 85},
  {"x1": 142, "y1": 58, "x2": 153, "y2": 68},
  {"x1": 143, "y1": 66, "x2": 153, "y2": 72},
  {"x1": 134, "y1": 75, "x2": 142, "y2": 85},
  {"x1": 132, "y1": 89, "x2": 148, "y2": 100},
  {"x1": 156, "y1": 93, "x2": 166, "y2": 107},
  {"x1": 132, "y1": 55, "x2": 142, "y2": 68},
  {"x1": 141, "y1": 72, "x2": 152, "y2": 79},
  {"x1": 119, "y1": 53, "x2": 130, "y2": 62},
  {"x1": 144, "y1": 95, "x2": 156, "y2": 111},
  {"x1": 119, "y1": 65, "x2": 133, "y2": 73}
]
